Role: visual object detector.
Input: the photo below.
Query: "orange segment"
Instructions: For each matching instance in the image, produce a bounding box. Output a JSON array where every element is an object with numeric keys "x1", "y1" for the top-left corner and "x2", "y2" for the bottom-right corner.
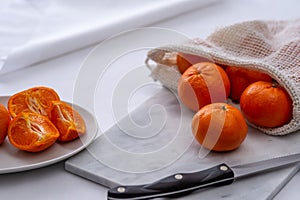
[
  {"x1": 7, "y1": 112, "x2": 59, "y2": 152},
  {"x1": 51, "y1": 101, "x2": 86, "y2": 142},
  {"x1": 8, "y1": 87, "x2": 60, "y2": 118}
]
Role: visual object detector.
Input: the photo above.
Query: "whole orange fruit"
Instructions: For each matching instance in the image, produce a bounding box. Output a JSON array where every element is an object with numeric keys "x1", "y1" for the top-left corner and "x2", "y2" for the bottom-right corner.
[
  {"x1": 178, "y1": 62, "x2": 230, "y2": 111},
  {"x1": 8, "y1": 112, "x2": 59, "y2": 152},
  {"x1": 240, "y1": 81, "x2": 293, "y2": 128},
  {"x1": 225, "y1": 66, "x2": 272, "y2": 102},
  {"x1": 51, "y1": 101, "x2": 86, "y2": 142},
  {"x1": 176, "y1": 52, "x2": 211, "y2": 74},
  {"x1": 8, "y1": 86, "x2": 60, "y2": 118},
  {"x1": 0, "y1": 104, "x2": 11, "y2": 144},
  {"x1": 192, "y1": 103, "x2": 248, "y2": 151}
]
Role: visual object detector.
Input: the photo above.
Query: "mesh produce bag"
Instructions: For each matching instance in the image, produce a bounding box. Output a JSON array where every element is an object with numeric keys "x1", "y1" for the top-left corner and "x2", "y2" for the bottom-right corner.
[{"x1": 146, "y1": 19, "x2": 300, "y2": 136}]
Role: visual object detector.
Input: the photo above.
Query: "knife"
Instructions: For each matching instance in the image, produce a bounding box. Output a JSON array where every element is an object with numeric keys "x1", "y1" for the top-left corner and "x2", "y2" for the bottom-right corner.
[{"x1": 107, "y1": 153, "x2": 300, "y2": 200}]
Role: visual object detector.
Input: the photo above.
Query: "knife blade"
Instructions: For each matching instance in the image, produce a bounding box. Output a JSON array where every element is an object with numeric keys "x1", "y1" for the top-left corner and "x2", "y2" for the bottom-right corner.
[{"x1": 107, "y1": 153, "x2": 300, "y2": 200}]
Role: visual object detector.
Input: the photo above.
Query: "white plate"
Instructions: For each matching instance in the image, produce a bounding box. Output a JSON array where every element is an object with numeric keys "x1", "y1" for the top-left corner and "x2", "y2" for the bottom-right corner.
[{"x1": 0, "y1": 96, "x2": 98, "y2": 174}]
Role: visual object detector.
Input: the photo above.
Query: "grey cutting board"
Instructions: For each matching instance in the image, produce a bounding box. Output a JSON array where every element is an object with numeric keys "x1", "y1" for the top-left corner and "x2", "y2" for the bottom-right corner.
[{"x1": 65, "y1": 88, "x2": 300, "y2": 199}]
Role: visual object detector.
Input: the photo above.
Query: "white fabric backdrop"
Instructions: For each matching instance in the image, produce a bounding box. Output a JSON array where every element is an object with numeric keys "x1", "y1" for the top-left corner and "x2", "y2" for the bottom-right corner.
[{"x1": 0, "y1": 0, "x2": 217, "y2": 75}]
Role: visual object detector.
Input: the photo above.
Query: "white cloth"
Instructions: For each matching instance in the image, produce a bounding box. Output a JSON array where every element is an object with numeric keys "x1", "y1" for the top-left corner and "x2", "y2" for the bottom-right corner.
[{"x1": 0, "y1": 0, "x2": 217, "y2": 75}]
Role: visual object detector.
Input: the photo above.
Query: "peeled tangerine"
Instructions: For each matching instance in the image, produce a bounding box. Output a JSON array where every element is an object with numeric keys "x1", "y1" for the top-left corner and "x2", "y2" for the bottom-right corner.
[
  {"x1": 192, "y1": 103, "x2": 248, "y2": 152},
  {"x1": 51, "y1": 101, "x2": 86, "y2": 142},
  {"x1": 7, "y1": 86, "x2": 60, "y2": 118},
  {"x1": 0, "y1": 104, "x2": 11, "y2": 144},
  {"x1": 8, "y1": 112, "x2": 59, "y2": 152}
]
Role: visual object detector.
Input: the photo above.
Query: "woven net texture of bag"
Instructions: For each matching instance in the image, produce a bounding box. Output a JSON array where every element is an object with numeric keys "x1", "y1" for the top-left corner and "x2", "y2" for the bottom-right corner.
[{"x1": 146, "y1": 19, "x2": 300, "y2": 136}]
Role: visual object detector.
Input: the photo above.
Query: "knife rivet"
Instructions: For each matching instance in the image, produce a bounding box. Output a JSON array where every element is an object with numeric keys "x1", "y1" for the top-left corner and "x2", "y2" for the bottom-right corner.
[
  {"x1": 220, "y1": 165, "x2": 228, "y2": 171},
  {"x1": 117, "y1": 187, "x2": 126, "y2": 193},
  {"x1": 175, "y1": 174, "x2": 183, "y2": 180}
]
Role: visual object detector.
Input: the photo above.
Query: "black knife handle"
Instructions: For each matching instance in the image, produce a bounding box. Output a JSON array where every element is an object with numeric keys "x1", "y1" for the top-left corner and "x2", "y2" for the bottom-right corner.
[{"x1": 107, "y1": 163, "x2": 234, "y2": 200}]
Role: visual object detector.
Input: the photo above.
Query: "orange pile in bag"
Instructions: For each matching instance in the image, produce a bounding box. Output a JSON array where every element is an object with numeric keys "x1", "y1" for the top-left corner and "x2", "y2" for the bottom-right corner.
[{"x1": 176, "y1": 52, "x2": 293, "y2": 152}]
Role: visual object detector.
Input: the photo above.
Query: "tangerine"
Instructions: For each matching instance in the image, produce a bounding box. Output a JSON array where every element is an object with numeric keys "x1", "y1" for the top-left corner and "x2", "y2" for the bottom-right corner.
[
  {"x1": 7, "y1": 112, "x2": 59, "y2": 152},
  {"x1": 178, "y1": 62, "x2": 230, "y2": 111},
  {"x1": 0, "y1": 104, "x2": 11, "y2": 144},
  {"x1": 240, "y1": 81, "x2": 293, "y2": 128},
  {"x1": 51, "y1": 101, "x2": 86, "y2": 142},
  {"x1": 225, "y1": 66, "x2": 272, "y2": 102},
  {"x1": 192, "y1": 103, "x2": 248, "y2": 151},
  {"x1": 176, "y1": 52, "x2": 211, "y2": 74},
  {"x1": 8, "y1": 87, "x2": 60, "y2": 118}
]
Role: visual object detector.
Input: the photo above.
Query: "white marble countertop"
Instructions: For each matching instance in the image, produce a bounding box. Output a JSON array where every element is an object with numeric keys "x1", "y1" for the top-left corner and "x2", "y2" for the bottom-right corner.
[{"x1": 0, "y1": 0, "x2": 299, "y2": 199}]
